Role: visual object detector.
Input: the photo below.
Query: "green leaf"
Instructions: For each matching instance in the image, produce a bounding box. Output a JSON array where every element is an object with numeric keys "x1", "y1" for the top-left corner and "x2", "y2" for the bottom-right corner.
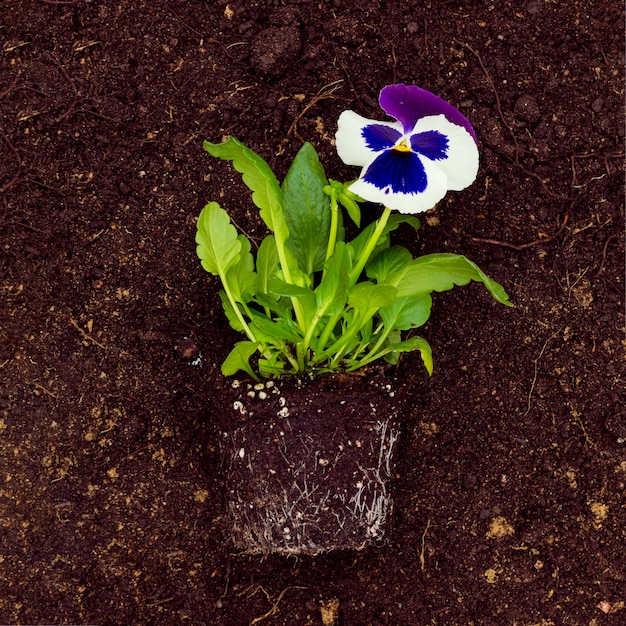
[
  {"x1": 359, "y1": 316, "x2": 374, "y2": 344},
  {"x1": 345, "y1": 332, "x2": 432, "y2": 373},
  {"x1": 372, "y1": 334, "x2": 433, "y2": 374},
  {"x1": 386, "y1": 253, "x2": 513, "y2": 305},
  {"x1": 314, "y1": 242, "x2": 351, "y2": 317},
  {"x1": 226, "y1": 235, "x2": 256, "y2": 303},
  {"x1": 219, "y1": 290, "x2": 245, "y2": 332},
  {"x1": 267, "y1": 277, "x2": 316, "y2": 324},
  {"x1": 204, "y1": 136, "x2": 310, "y2": 331},
  {"x1": 195, "y1": 202, "x2": 241, "y2": 277},
  {"x1": 348, "y1": 282, "x2": 398, "y2": 312},
  {"x1": 382, "y1": 329, "x2": 402, "y2": 365},
  {"x1": 196, "y1": 202, "x2": 258, "y2": 344},
  {"x1": 253, "y1": 292, "x2": 292, "y2": 317},
  {"x1": 203, "y1": 137, "x2": 289, "y2": 244},
  {"x1": 282, "y1": 142, "x2": 331, "y2": 275},
  {"x1": 249, "y1": 312, "x2": 299, "y2": 343},
  {"x1": 221, "y1": 341, "x2": 261, "y2": 381},
  {"x1": 387, "y1": 335, "x2": 433, "y2": 375},
  {"x1": 268, "y1": 278, "x2": 313, "y2": 298},
  {"x1": 389, "y1": 213, "x2": 421, "y2": 231},
  {"x1": 366, "y1": 246, "x2": 413, "y2": 284},
  {"x1": 379, "y1": 294, "x2": 433, "y2": 331},
  {"x1": 254, "y1": 235, "x2": 279, "y2": 296}
]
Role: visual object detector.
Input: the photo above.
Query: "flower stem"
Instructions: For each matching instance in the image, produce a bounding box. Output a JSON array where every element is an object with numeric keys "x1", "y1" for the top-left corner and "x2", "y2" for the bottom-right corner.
[{"x1": 348, "y1": 206, "x2": 392, "y2": 286}]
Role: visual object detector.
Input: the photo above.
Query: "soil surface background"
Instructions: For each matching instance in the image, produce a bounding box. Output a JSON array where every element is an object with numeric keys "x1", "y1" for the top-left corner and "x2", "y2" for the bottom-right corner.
[{"x1": 1, "y1": 1, "x2": 624, "y2": 625}]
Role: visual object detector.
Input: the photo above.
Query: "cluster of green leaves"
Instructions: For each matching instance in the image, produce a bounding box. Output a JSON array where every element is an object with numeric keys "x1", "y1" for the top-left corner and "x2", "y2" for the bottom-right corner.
[{"x1": 196, "y1": 137, "x2": 512, "y2": 380}]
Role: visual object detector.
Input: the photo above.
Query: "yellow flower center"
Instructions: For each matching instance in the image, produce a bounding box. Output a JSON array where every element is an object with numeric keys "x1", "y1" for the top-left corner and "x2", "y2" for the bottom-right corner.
[{"x1": 392, "y1": 139, "x2": 412, "y2": 153}]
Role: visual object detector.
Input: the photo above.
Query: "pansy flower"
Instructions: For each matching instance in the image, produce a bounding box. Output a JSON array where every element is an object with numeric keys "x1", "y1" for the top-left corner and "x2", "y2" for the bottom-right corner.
[{"x1": 335, "y1": 83, "x2": 479, "y2": 214}]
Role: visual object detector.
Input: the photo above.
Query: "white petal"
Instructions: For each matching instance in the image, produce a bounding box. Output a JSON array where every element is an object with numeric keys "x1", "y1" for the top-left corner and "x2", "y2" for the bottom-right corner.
[
  {"x1": 335, "y1": 110, "x2": 402, "y2": 167},
  {"x1": 411, "y1": 115, "x2": 479, "y2": 191}
]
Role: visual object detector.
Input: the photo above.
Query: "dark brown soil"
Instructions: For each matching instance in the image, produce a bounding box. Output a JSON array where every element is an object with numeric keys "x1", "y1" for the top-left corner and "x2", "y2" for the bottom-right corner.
[{"x1": 1, "y1": 1, "x2": 624, "y2": 625}]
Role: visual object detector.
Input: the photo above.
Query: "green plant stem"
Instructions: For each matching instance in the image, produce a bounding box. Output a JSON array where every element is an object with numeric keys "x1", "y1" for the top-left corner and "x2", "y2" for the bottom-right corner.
[
  {"x1": 349, "y1": 206, "x2": 392, "y2": 286},
  {"x1": 312, "y1": 206, "x2": 393, "y2": 367},
  {"x1": 302, "y1": 312, "x2": 323, "y2": 356},
  {"x1": 295, "y1": 341, "x2": 306, "y2": 372},
  {"x1": 358, "y1": 325, "x2": 394, "y2": 364},
  {"x1": 311, "y1": 309, "x2": 343, "y2": 363},
  {"x1": 221, "y1": 281, "x2": 257, "y2": 343},
  {"x1": 325, "y1": 195, "x2": 339, "y2": 263},
  {"x1": 281, "y1": 351, "x2": 301, "y2": 374},
  {"x1": 327, "y1": 309, "x2": 373, "y2": 366},
  {"x1": 274, "y1": 237, "x2": 307, "y2": 333},
  {"x1": 313, "y1": 308, "x2": 366, "y2": 368},
  {"x1": 345, "y1": 351, "x2": 386, "y2": 371}
]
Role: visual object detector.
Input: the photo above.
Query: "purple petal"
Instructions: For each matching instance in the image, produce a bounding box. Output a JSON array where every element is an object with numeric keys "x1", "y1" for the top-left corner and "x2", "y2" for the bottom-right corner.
[{"x1": 379, "y1": 84, "x2": 477, "y2": 144}]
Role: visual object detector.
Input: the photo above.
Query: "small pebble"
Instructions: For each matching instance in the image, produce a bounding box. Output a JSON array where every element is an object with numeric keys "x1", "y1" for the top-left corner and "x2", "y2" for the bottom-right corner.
[
  {"x1": 463, "y1": 474, "x2": 478, "y2": 489},
  {"x1": 361, "y1": 93, "x2": 377, "y2": 109},
  {"x1": 174, "y1": 337, "x2": 200, "y2": 362},
  {"x1": 527, "y1": 0, "x2": 545, "y2": 14},
  {"x1": 250, "y1": 26, "x2": 301, "y2": 78},
  {"x1": 514, "y1": 94, "x2": 541, "y2": 123},
  {"x1": 320, "y1": 598, "x2": 340, "y2": 626}
]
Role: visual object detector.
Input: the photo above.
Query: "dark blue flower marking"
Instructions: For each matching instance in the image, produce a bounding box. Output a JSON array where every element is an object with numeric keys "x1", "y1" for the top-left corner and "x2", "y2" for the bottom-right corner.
[
  {"x1": 364, "y1": 149, "x2": 427, "y2": 195},
  {"x1": 362, "y1": 124, "x2": 402, "y2": 152},
  {"x1": 410, "y1": 130, "x2": 449, "y2": 162},
  {"x1": 360, "y1": 127, "x2": 449, "y2": 195}
]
